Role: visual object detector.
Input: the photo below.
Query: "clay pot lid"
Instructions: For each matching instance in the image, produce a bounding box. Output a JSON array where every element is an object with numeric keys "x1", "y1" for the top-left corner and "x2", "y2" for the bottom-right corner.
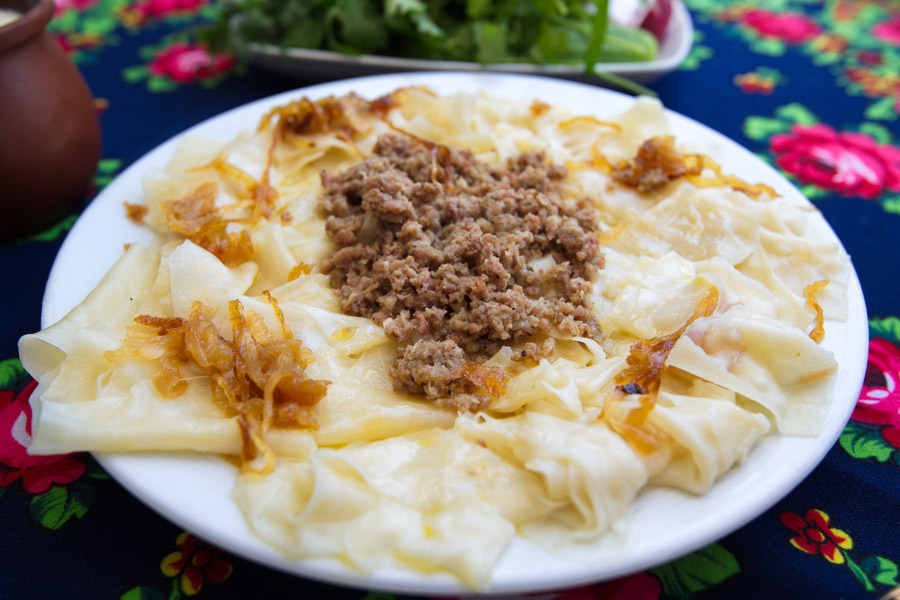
[{"x1": 0, "y1": 0, "x2": 52, "y2": 53}]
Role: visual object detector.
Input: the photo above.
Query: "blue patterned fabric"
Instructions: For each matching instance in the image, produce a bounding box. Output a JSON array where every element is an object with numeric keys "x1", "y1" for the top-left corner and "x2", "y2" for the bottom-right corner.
[{"x1": 2, "y1": 2, "x2": 899, "y2": 598}]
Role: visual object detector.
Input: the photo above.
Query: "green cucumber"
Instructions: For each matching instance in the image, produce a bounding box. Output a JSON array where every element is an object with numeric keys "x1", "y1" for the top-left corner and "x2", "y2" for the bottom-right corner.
[{"x1": 594, "y1": 22, "x2": 658, "y2": 64}]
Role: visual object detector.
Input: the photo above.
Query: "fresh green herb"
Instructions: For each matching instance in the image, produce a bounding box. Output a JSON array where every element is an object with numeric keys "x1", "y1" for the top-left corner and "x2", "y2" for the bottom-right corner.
[
  {"x1": 201, "y1": 0, "x2": 659, "y2": 82},
  {"x1": 584, "y1": 0, "x2": 609, "y2": 78}
]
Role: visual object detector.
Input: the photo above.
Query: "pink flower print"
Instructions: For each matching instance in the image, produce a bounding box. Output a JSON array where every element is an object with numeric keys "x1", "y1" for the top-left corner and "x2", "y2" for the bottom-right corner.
[
  {"x1": 148, "y1": 42, "x2": 235, "y2": 83},
  {"x1": 853, "y1": 338, "x2": 900, "y2": 449},
  {"x1": 873, "y1": 15, "x2": 900, "y2": 46},
  {"x1": 0, "y1": 380, "x2": 86, "y2": 493},
  {"x1": 741, "y1": 8, "x2": 821, "y2": 43},
  {"x1": 122, "y1": 0, "x2": 207, "y2": 26},
  {"x1": 770, "y1": 123, "x2": 900, "y2": 199}
]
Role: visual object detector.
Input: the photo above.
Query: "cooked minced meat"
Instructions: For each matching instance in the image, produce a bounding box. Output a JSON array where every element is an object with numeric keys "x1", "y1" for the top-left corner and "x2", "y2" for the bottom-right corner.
[
  {"x1": 319, "y1": 133, "x2": 603, "y2": 409},
  {"x1": 390, "y1": 338, "x2": 491, "y2": 412},
  {"x1": 510, "y1": 337, "x2": 557, "y2": 364}
]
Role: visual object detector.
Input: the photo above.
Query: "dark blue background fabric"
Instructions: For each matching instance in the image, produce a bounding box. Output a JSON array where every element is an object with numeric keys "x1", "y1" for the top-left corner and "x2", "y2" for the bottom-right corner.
[{"x1": 2, "y1": 1, "x2": 899, "y2": 598}]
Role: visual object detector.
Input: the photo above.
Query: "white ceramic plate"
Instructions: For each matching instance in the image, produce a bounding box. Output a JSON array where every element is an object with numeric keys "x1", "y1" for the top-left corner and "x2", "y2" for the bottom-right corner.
[
  {"x1": 247, "y1": 1, "x2": 692, "y2": 85},
  {"x1": 41, "y1": 72, "x2": 868, "y2": 597}
]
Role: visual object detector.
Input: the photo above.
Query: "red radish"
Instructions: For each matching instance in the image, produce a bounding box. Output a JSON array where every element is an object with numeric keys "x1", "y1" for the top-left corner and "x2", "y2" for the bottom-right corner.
[{"x1": 641, "y1": 0, "x2": 673, "y2": 41}]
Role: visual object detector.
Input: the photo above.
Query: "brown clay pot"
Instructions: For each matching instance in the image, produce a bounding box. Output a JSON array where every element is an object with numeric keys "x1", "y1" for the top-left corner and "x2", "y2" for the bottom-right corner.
[{"x1": 0, "y1": 0, "x2": 101, "y2": 242}]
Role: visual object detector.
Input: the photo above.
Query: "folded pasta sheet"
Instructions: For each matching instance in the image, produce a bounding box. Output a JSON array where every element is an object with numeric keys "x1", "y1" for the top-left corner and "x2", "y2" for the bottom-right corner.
[{"x1": 19, "y1": 88, "x2": 850, "y2": 588}]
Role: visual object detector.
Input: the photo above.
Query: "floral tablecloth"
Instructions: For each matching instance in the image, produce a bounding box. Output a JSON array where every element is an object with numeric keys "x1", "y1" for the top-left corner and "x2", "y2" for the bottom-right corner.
[{"x1": 3, "y1": 1, "x2": 900, "y2": 598}]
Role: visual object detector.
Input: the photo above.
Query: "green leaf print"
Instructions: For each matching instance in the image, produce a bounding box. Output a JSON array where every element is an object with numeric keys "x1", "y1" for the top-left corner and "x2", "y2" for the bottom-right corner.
[
  {"x1": 148, "y1": 77, "x2": 179, "y2": 93},
  {"x1": 810, "y1": 51, "x2": 842, "y2": 67},
  {"x1": 744, "y1": 116, "x2": 790, "y2": 141},
  {"x1": 121, "y1": 586, "x2": 166, "y2": 600},
  {"x1": 858, "y1": 123, "x2": 894, "y2": 145},
  {"x1": 138, "y1": 44, "x2": 158, "y2": 61},
  {"x1": 97, "y1": 158, "x2": 121, "y2": 171},
  {"x1": 49, "y1": 8, "x2": 79, "y2": 30},
  {"x1": 864, "y1": 97, "x2": 899, "y2": 122},
  {"x1": 86, "y1": 458, "x2": 111, "y2": 480},
  {"x1": 25, "y1": 214, "x2": 78, "y2": 243},
  {"x1": 168, "y1": 578, "x2": 183, "y2": 600},
  {"x1": 680, "y1": 32, "x2": 713, "y2": 70},
  {"x1": 0, "y1": 359, "x2": 27, "y2": 391},
  {"x1": 840, "y1": 422, "x2": 894, "y2": 462},
  {"x1": 882, "y1": 196, "x2": 900, "y2": 215},
  {"x1": 94, "y1": 160, "x2": 123, "y2": 189},
  {"x1": 870, "y1": 317, "x2": 900, "y2": 345},
  {"x1": 751, "y1": 37, "x2": 786, "y2": 56},
  {"x1": 123, "y1": 65, "x2": 150, "y2": 83},
  {"x1": 81, "y1": 13, "x2": 119, "y2": 36},
  {"x1": 682, "y1": 0, "x2": 723, "y2": 13},
  {"x1": 775, "y1": 103, "x2": 818, "y2": 126},
  {"x1": 860, "y1": 555, "x2": 900, "y2": 587},
  {"x1": 29, "y1": 480, "x2": 96, "y2": 530},
  {"x1": 799, "y1": 183, "x2": 826, "y2": 199},
  {"x1": 200, "y1": 74, "x2": 229, "y2": 89},
  {"x1": 651, "y1": 543, "x2": 740, "y2": 599},
  {"x1": 845, "y1": 553, "x2": 877, "y2": 592}
]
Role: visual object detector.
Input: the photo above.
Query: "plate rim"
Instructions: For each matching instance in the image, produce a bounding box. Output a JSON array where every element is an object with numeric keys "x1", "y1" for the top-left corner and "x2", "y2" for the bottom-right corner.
[{"x1": 39, "y1": 71, "x2": 868, "y2": 596}]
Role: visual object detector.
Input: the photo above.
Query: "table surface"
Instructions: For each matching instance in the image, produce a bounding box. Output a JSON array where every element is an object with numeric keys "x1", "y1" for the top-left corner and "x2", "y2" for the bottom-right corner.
[{"x1": 3, "y1": 1, "x2": 900, "y2": 598}]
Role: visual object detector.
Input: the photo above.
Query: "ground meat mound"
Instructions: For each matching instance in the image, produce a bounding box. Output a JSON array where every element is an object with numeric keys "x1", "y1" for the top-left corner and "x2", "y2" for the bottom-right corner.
[{"x1": 319, "y1": 133, "x2": 603, "y2": 409}]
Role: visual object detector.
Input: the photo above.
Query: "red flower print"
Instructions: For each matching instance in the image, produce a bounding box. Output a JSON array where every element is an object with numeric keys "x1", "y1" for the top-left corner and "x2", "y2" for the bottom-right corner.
[
  {"x1": 845, "y1": 67, "x2": 900, "y2": 99},
  {"x1": 741, "y1": 9, "x2": 821, "y2": 43},
  {"x1": 853, "y1": 338, "x2": 900, "y2": 448},
  {"x1": 54, "y1": 32, "x2": 103, "y2": 55},
  {"x1": 781, "y1": 509, "x2": 852, "y2": 563},
  {"x1": 769, "y1": 123, "x2": 900, "y2": 199},
  {"x1": 148, "y1": 42, "x2": 235, "y2": 84},
  {"x1": 121, "y1": 0, "x2": 206, "y2": 27},
  {"x1": 554, "y1": 573, "x2": 661, "y2": 599},
  {"x1": 735, "y1": 73, "x2": 776, "y2": 95},
  {"x1": 0, "y1": 380, "x2": 86, "y2": 493},
  {"x1": 161, "y1": 532, "x2": 232, "y2": 595},
  {"x1": 856, "y1": 50, "x2": 884, "y2": 66},
  {"x1": 873, "y1": 15, "x2": 900, "y2": 46}
]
